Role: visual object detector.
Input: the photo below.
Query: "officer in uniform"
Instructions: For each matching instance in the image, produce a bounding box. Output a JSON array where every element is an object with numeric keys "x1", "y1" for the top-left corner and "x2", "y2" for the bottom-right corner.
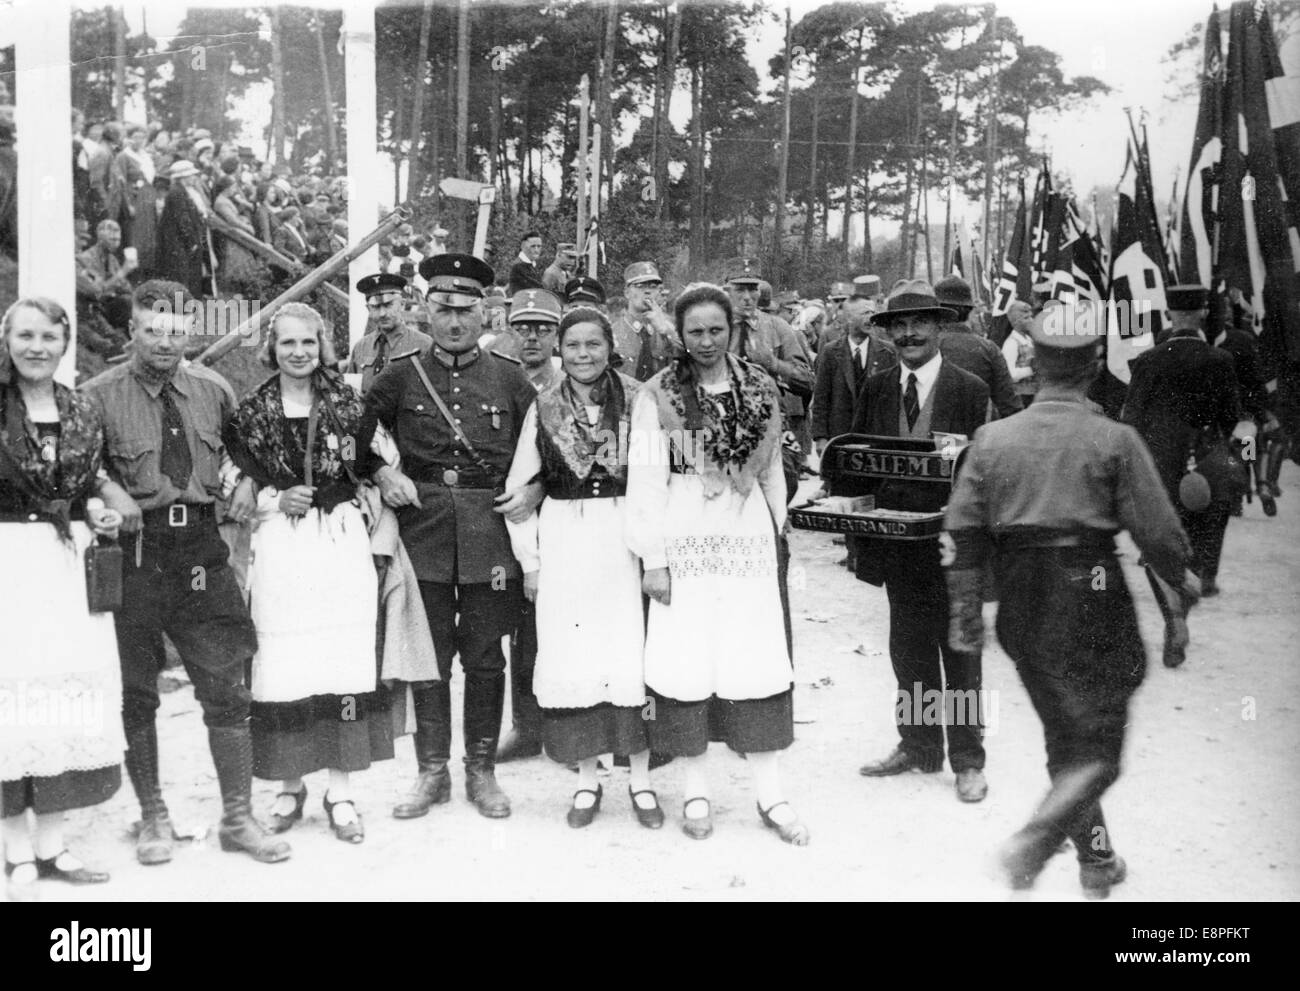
[
  {"x1": 945, "y1": 301, "x2": 1194, "y2": 897},
  {"x1": 82, "y1": 279, "x2": 289, "y2": 865},
  {"x1": 542, "y1": 242, "x2": 578, "y2": 295},
  {"x1": 493, "y1": 288, "x2": 564, "y2": 763},
  {"x1": 822, "y1": 281, "x2": 854, "y2": 347},
  {"x1": 1122, "y1": 284, "x2": 1251, "y2": 604},
  {"x1": 611, "y1": 261, "x2": 676, "y2": 381},
  {"x1": 359, "y1": 254, "x2": 537, "y2": 819},
  {"x1": 851, "y1": 280, "x2": 990, "y2": 802},
  {"x1": 345, "y1": 272, "x2": 433, "y2": 394},
  {"x1": 776, "y1": 289, "x2": 802, "y2": 324}
]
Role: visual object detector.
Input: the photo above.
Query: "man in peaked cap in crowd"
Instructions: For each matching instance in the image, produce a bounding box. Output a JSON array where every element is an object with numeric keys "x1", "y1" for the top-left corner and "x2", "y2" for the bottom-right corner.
[
  {"x1": 852, "y1": 279, "x2": 990, "y2": 803},
  {"x1": 358, "y1": 253, "x2": 539, "y2": 820},
  {"x1": 946, "y1": 300, "x2": 1194, "y2": 898},
  {"x1": 494, "y1": 288, "x2": 565, "y2": 763},
  {"x1": 934, "y1": 275, "x2": 1020, "y2": 420},
  {"x1": 346, "y1": 272, "x2": 432, "y2": 394},
  {"x1": 1122, "y1": 283, "x2": 1253, "y2": 666},
  {"x1": 776, "y1": 289, "x2": 802, "y2": 324},
  {"x1": 822, "y1": 280, "x2": 855, "y2": 347},
  {"x1": 542, "y1": 242, "x2": 578, "y2": 295},
  {"x1": 612, "y1": 261, "x2": 676, "y2": 381}
]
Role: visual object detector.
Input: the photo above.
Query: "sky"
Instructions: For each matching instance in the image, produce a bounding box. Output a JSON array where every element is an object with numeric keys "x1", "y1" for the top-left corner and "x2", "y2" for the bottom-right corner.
[{"x1": 105, "y1": 0, "x2": 1300, "y2": 236}]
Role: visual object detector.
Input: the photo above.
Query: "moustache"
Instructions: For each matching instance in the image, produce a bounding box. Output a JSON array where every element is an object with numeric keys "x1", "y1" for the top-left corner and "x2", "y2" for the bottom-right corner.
[{"x1": 893, "y1": 336, "x2": 928, "y2": 348}]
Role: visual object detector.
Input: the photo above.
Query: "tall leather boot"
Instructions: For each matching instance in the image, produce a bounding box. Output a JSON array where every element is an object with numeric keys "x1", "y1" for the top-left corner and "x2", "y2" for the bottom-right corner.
[
  {"x1": 123, "y1": 720, "x2": 175, "y2": 866},
  {"x1": 464, "y1": 672, "x2": 511, "y2": 818},
  {"x1": 1144, "y1": 562, "x2": 1188, "y2": 667},
  {"x1": 498, "y1": 614, "x2": 543, "y2": 761},
  {"x1": 393, "y1": 682, "x2": 451, "y2": 818},
  {"x1": 998, "y1": 761, "x2": 1114, "y2": 889},
  {"x1": 208, "y1": 724, "x2": 291, "y2": 864}
]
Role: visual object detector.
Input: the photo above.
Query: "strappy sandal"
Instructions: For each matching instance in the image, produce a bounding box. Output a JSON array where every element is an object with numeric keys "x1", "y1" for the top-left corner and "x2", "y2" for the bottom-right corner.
[
  {"x1": 323, "y1": 793, "x2": 364, "y2": 844},
  {"x1": 757, "y1": 801, "x2": 810, "y2": 846}
]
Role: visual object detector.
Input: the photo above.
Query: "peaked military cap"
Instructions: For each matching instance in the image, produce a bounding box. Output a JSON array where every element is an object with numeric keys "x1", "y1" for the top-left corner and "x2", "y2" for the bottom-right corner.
[
  {"x1": 623, "y1": 261, "x2": 663, "y2": 286},
  {"x1": 419, "y1": 253, "x2": 495, "y2": 308},
  {"x1": 1166, "y1": 284, "x2": 1209, "y2": 311},
  {"x1": 355, "y1": 272, "x2": 407, "y2": 296},
  {"x1": 565, "y1": 276, "x2": 606, "y2": 305},
  {"x1": 726, "y1": 258, "x2": 763, "y2": 285},
  {"x1": 509, "y1": 289, "x2": 563, "y2": 324}
]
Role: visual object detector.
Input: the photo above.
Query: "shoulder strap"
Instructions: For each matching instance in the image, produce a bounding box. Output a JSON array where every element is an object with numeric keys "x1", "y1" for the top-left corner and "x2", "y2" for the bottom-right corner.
[{"x1": 404, "y1": 354, "x2": 498, "y2": 477}]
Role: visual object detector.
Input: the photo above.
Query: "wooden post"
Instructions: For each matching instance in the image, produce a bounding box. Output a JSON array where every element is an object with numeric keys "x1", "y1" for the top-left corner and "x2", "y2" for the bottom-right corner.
[
  {"x1": 841, "y1": 26, "x2": 864, "y2": 269},
  {"x1": 456, "y1": 0, "x2": 471, "y2": 245},
  {"x1": 315, "y1": 12, "x2": 340, "y2": 170},
  {"x1": 270, "y1": 8, "x2": 287, "y2": 164},
  {"x1": 773, "y1": 3, "x2": 792, "y2": 285},
  {"x1": 982, "y1": 5, "x2": 1000, "y2": 280},
  {"x1": 408, "y1": 0, "x2": 433, "y2": 198},
  {"x1": 588, "y1": 124, "x2": 602, "y2": 278},
  {"x1": 577, "y1": 74, "x2": 589, "y2": 255},
  {"x1": 344, "y1": 2, "x2": 380, "y2": 352},
  {"x1": 14, "y1": 0, "x2": 77, "y2": 383}
]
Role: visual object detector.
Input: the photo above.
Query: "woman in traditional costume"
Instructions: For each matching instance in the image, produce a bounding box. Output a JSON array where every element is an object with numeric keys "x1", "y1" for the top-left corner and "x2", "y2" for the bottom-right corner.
[{"x1": 626, "y1": 284, "x2": 809, "y2": 845}]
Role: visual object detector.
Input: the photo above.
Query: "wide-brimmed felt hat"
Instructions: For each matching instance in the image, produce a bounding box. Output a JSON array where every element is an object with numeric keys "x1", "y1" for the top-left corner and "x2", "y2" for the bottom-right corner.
[
  {"x1": 870, "y1": 279, "x2": 957, "y2": 325},
  {"x1": 933, "y1": 275, "x2": 975, "y2": 309}
]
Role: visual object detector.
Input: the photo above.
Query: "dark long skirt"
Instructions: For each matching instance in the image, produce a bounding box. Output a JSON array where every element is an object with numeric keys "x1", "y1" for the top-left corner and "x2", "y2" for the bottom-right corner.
[
  {"x1": 251, "y1": 690, "x2": 394, "y2": 780},
  {"x1": 542, "y1": 703, "x2": 646, "y2": 765},
  {"x1": 646, "y1": 688, "x2": 794, "y2": 758},
  {"x1": 1, "y1": 765, "x2": 121, "y2": 817}
]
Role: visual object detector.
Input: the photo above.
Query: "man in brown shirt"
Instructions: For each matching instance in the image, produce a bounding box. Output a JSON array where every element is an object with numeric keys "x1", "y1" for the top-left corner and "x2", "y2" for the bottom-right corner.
[{"x1": 81, "y1": 279, "x2": 288, "y2": 867}]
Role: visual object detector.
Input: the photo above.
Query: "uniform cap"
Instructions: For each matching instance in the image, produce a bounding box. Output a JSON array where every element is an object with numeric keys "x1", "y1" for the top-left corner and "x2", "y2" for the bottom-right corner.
[
  {"x1": 556, "y1": 242, "x2": 578, "y2": 257},
  {"x1": 775, "y1": 290, "x2": 801, "y2": 307},
  {"x1": 1166, "y1": 284, "x2": 1209, "y2": 311},
  {"x1": 509, "y1": 289, "x2": 562, "y2": 324},
  {"x1": 355, "y1": 272, "x2": 408, "y2": 296},
  {"x1": 623, "y1": 261, "x2": 662, "y2": 286},
  {"x1": 852, "y1": 274, "x2": 882, "y2": 299},
  {"x1": 1029, "y1": 299, "x2": 1107, "y2": 354},
  {"x1": 829, "y1": 281, "x2": 854, "y2": 301},
  {"x1": 565, "y1": 276, "x2": 606, "y2": 305},
  {"x1": 419, "y1": 253, "x2": 495, "y2": 308},
  {"x1": 726, "y1": 258, "x2": 763, "y2": 285}
]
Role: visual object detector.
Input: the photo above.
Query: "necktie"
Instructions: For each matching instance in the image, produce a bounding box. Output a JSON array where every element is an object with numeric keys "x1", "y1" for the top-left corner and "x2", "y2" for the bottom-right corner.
[
  {"x1": 372, "y1": 332, "x2": 390, "y2": 378},
  {"x1": 159, "y1": 385, "x2": 193, "y2": 491},
  {"x1": 904, "y1": 373, "x2": 920, "y2": 430},
  {"x1": 736, "y1": 320, "x2": 752, "y2": 359},
  {"x1": 635, "y1": 326, "x2": 655, "y2": 381}
]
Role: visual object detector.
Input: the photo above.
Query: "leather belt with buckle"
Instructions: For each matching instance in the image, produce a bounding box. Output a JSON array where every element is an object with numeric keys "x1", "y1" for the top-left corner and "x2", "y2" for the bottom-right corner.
[{"x1": 143, "y1": 503, "x2": 214, "y2": 529}]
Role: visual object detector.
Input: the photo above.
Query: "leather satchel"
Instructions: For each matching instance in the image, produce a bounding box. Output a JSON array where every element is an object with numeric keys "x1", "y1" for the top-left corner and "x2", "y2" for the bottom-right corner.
[{"x1": 85, "y1": 537, "x2": 124, "y2": 613}]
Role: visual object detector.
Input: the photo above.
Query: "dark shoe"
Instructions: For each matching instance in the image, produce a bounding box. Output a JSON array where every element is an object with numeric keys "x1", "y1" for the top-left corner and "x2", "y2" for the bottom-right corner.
[
  {"x1": 465, "y1": 739, "x2": 512, "y2": 819},
  {"x1": 997, "y1": 836, "x2": 1047, "y2": 891},
  {"x1": 34, "y1": 851, "x2": 110, "y2": 885},
  {"x1": 134, "y1": 815, "x2": 176, "y2": 866},
  {"x1": 1080, "y1": 855, "x2": 1127, "y2": 899},
  {"x1": 1201, "y1": 580, "x2": 1219, "y2": 598},
  {"x1": 1163, "y1": 614, "x2": 1189, "y2": 668},
  {"x1": 629, "y1": 787, "x2": 665, "y2": 829},
  {"x1": 392, "y1": 764, "x2": 451, "y2": 819},
  {"x1": 566, "y1": 786, "x2": 602, "y2": 828},
  {"x1": 323, "y1": 794, "x2": 365, "y2": 844},
  {"x1": 1262, "y1": 492, "x2": 1278, "y2": 516},
  {"x1": 681, "y1": 797, "x2": 713, "y2": 840},
  {"x1": 269, "y1": 784, "x2": 308, "y2": 834},
  {"x1": 955, "y1": 768, "x2": 989, "y2": 803},
  {"x1": 859, "y1": 747, "x2": 940, "y2": 776},
  {"x1": 209, "y1": 725, "x2": 292, "y2": 864},
  {"x1": 757, "y1": 801, "x2": 810, "y2": 846},
  {"x1": 496, "y1": 728, "x2": 543, "y2": 763}
]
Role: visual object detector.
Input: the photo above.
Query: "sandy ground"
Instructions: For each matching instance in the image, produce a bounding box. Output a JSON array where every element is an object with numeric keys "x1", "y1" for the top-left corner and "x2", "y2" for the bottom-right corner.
[{"x1": 29, "y1": 464, "x2": 1300, "y2": 902}]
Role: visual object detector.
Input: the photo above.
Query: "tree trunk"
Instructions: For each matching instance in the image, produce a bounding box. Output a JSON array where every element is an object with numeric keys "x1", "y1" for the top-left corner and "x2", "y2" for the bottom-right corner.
[
  {"x1": 655, "y1": 3, "x2": 681, "y2": 222},
  {"x1": 407, "y1": 0, "x2": 433, "y2": 199},
  {"x1": 840, "y1": 27, "x2": 864, "y2": 267},
  {"x1": 270, "y1": 9, "x2": 287, "y2": 164},
  {"x1": 922, "y1": 142, "x2": 933, "y2": 283},
  {"x1": 488, "y1": 26, "x2": 501, "y2": 184},
  {"x1": 689, "y1": 62, "x2": 706, "y2": 269},
  {"x1": 803, "y1": 81, "x2": 820, "y2": 266},
  {"x1": 942, "y1": 41, "x2": 963, "y2": 270},
  {"x1": 900, "y1": 153, "x2": 914, "y2": 277},
  {"x1": 393, "y1": 88, "x2": 405, "y2": 203},
  {"x1": 862, "y1": 176, "x2": 873, "y2": 271},
  {"x1": 455, "y1": 0, "x2": 471, "y2": 242},
  {"x1": 772, "y1": 4, "x2": 792, "y2": 284},
  {"x1": 112, "y1": 6, "x2": 127, "y2": 121},
  {"x1": 314, "y1": 14, "x2": 339, "y2": 169},
  {"x1": 982, "y1": 7, "x2": 1000, "y2": 278}
]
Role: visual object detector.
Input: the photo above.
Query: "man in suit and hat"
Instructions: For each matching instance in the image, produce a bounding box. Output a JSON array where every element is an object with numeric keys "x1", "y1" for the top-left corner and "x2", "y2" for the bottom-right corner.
[
  {"x1": 934, "y1": 275, "x2": 1020, "y2": 420},
  {"x1": 852, "y1": 279, "x2": 991, "y2": 802},
  {"x1": 946, "y1": 300, "x2": 1193, "y2": 897},
  {"x1": 611, "y1": 261, "x2": 676, "y2": 381},
  {"x1": 156, "y1": 159, "x2": 213, "y2": 299},
  {"x1": 1122, "y1": 284, "x2": 1252, "y2": 664},
  {"x1": 358, "y1": 253, "x2": 538, "y2": 819},
  {"x1": 810, "y1": 283, "x2": 897, "y2": 453},
  {"x1": 508, "y1": 231, "x2": 545, "y2": 296},
  {"x1": 542, "y1": 242, "x2": 578, "y2": 295},
  {"x1": 345, "y1": 272, "x2": 433, "y2": 394}
]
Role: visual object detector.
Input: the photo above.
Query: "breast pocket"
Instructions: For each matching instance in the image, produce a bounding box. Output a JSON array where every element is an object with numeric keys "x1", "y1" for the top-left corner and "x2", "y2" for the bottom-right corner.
[{"x1": 109, "y1": 438, "x2": 161, "y2": 498}]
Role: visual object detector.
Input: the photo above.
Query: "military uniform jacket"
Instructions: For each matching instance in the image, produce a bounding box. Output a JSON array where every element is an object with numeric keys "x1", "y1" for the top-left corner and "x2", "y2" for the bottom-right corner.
[
  {"x1": 810, "y1": 334, "x2": 897, "y2": 441},
  {"x1": 939, "y1": 329, "x2": 1020, "y2": 419},
  {"x1": 346, "y1": 323, "x2": 433, "y2": 394},
  {"x1": 359, "y1": 345, "x2": 537, "y2": 585},
  {"x1": 733, "y1": 311, "x2": 814, "y2": 422},
  {"x1": 611, "y1": 314, "x2": 675, "y2": 381},
  {"x1": 1120, "y1": 333, "x2": 1242, "y2": 499}
]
